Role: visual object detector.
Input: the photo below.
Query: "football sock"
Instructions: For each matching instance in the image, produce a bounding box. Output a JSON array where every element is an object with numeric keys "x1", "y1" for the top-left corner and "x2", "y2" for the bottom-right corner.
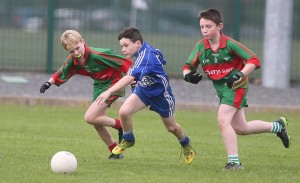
[
  {"x1": 123, "y1": 131, "x2": 135, "y2": 142},
  {"x1": 228, "y1": 154, "x2": 240, "y2": 164},
  {"x1": 113, "y1": 119, "x2": 122, "y2": 130},
  {"x1": 271, "y1": 122, "x2": 282, "y2": 133},
  {"x1": 108, "y1": 142, "x2": 117, "y2": 152},
  {"x1": 179, "y1": 135, "x2": 190, "y2": 147}
]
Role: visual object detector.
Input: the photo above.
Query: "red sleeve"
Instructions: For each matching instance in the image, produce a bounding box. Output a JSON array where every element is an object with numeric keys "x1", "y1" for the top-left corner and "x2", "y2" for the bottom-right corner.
[
  {"x1": 246, "y1": 57, "x2": 260, "y2": 69},
  {"x1": 117, "y1": 58, "x2": 133, "y2": 73}
]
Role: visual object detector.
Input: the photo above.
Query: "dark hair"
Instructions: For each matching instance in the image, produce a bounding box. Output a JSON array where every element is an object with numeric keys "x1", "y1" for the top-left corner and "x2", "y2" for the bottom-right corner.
[
  {"x1": 118, "y1": 27, "x2": 143, "y2": 43},
  {"x1": 197, "y1": 8, "x2": 223, "y2": 25}
]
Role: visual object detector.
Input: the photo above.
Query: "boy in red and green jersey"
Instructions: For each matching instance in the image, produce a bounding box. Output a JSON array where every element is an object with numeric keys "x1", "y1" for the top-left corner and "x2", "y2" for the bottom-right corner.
[
  {"x1": 182, "y1": 9, "x2": 291, "y2": 170},
  {"x1": 40, "y1": 30, "x2": 133, "y2": 160},
  {"x1": 52, "y1": 45, "x2": 132, "y2": 101},
  {"x1": 183, "y1": 33, "x2": 260, "y2": 105}
]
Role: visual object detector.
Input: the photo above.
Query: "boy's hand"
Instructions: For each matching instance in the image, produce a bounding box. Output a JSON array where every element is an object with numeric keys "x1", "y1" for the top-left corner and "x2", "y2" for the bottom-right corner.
[
  {"x1": 40, "y1": 82, "x2": 51, "y2": 93},
  {"x1": 184, "y1": 71, "x2": 202, "y2": 84},
  {"x1": 226, "y1": 72, "x2": 244, "y2": 89},
  {"x1": 96, "y1": 91, "x2": 111, "y2": 105}
]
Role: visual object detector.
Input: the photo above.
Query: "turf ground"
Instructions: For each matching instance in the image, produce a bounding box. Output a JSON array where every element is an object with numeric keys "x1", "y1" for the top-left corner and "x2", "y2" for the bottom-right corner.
[{"x1": 0, "y1": 103, "x2": 299, "y2": 182}]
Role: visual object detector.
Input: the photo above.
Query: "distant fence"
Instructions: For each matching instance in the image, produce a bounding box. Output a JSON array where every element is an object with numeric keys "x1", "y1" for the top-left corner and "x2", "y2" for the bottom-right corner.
[{"x1": 0, "y1": 0, "x2": 299, "y2": 81}]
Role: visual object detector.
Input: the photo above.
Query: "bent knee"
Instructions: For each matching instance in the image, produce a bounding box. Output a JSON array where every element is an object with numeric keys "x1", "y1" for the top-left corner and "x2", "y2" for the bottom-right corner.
[
  {"x1": 119, "y1": 108, "x2": 131, "y2": 119},
  {"x1": 84, "y1": 113, "x2": 94, "y2": 124},
  {"x1": 234, "y1": 128, "x2": 248, "y2": 135}
]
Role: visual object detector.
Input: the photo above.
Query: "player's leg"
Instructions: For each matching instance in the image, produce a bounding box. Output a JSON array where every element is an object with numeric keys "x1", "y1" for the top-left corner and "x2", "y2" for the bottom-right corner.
[
  {"x1": 216, "y1": 86, "x2": 249, "y2": 169},
  {"x1": 89, "y1": 84, "x2": 123, "y2": 142},
  {"x1": 85, "y1": 96, "x2": 121, "y2": 128},
  {"x1": 218, "y1": 104, "x2": 238, "y2": 156},
  {"x1": 232, "y1": 110, "x2": 291, "y2": 148},
  {"x1": 161, "y1": 116, "x2": 184, "y2": 139},
  {"x1": 218, "y1": 104, "x2": 244, "y2": 170},
  {"x1": 145, "y1": 84, "x2": 194, "y2": 164},
  {"x1": 84, "y1": 97, "x2": 123, "y2": 159},
  {"x1": 85, "y1": 96, "x2": 123, "y2": 143},
  {"x1": 112, "y1": 93, "x2": 147, "y2": 155},
  {"x1": 119, "y1": 94, "x2": 147, "y2": 132},
  {"x1": 161, "y1": 116, "x2": 194, "y2": 164},
  {"x1": 231, "y1": 108, "x2": 272, "y2": 134},
  {"x1": 93, "y1": 124, "x2": 122, "y2": 159}
]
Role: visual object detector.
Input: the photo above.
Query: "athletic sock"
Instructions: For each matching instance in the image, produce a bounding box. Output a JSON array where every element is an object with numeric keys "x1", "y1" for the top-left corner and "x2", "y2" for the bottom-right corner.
[
  {"x1": 179, "y1": 135, "x2": 190, "y2": 147},
  {"x1": 113, "y1": 119, "x2": 122, "y2": 130},
  {"x1": 123, "y1": 131, "x2": 135, "y2": 142},
  {"x1": 271, "y1": 122, "x2": 282, "y2": 133},
  {"x1": 108, "y1": 142, "x2": 117, "y2": 152},
  {"x1": 228, "y1": 154, "x2": 240, "y2": 164}
]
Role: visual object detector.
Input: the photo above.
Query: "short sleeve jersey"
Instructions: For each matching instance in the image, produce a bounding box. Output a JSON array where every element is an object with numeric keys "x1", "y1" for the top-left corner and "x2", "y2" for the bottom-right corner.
[
  {"x1": 128, "y1": 42, "x2": 171, "y2": 97},
  {"x1": 183, "y1": 34, "x2": 260, "y2": 81}
]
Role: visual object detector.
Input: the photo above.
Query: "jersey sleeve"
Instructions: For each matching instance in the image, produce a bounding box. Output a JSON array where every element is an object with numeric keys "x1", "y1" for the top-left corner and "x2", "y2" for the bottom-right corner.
[
  {"x1": 183, "y1": 41, "x2": 202, "y2": 72},
  {"x1": 51, "y1": 57, "x2": 77, "y2": 86},
  {"x1": 227, "y1": 38, "x2": 260, "y2": 69},
  {"x1": 127, "y1": 55, "x2": 145, "y2": 80}
]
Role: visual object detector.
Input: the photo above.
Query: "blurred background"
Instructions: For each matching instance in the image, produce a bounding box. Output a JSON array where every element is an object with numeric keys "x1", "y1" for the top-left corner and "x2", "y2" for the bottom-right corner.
[{"x1": 0, "y1": 0, "x2": 299, "y2": 82}]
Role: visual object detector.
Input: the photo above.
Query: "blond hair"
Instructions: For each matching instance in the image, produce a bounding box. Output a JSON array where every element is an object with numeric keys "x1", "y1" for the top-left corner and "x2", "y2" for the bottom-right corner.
[{"x1": 60, "y1": 30, "x2": 83, "y2": 51}]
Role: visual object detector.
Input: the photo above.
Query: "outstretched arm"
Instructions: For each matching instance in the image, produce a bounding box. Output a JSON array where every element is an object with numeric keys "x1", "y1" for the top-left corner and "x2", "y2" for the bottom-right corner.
[
  {"x1": 96, "y1": 75, "x2": 135, "y2": 105},
  {"x1": 40, "y1": 78, "x2": 55, "y2": 93}
]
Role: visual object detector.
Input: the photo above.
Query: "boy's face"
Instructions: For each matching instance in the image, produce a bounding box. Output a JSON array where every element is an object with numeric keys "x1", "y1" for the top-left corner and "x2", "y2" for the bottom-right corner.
[
  {"x1": 67, "y1": 40, "x2": 85, "y2": 59},
  {"x1": 119, "y1": 38, "x2": 141, "y2": 58},
  {"x1": 199, "y1": 18, "x2": 223, "y2": 40}
]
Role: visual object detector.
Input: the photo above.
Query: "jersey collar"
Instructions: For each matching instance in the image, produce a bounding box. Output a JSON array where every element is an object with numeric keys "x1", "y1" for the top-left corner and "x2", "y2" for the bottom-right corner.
[
  {"x1": 203, "y1": 33, "x2": 227, "y2": 50},
  {"x1": 136, "y1": 41, "x2": 147, "y2": 57}
]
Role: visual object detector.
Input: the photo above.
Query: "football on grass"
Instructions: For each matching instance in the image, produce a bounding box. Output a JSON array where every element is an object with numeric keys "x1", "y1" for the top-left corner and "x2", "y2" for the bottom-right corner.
[{"x1": 50, "y1": 151, "x2": 77, "y2": 173}]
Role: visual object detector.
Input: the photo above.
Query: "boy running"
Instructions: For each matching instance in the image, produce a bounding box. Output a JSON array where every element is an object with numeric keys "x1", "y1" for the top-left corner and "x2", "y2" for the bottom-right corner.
[
  {"x1": 96, "y1": 27, "x2": 195, "y2": 164},
  {"x1": 40, "y1": 30, "x2": 132, "y2": 159},
  {"x1": 183, "y1": 9, "x2": 291, "y2": 170}
]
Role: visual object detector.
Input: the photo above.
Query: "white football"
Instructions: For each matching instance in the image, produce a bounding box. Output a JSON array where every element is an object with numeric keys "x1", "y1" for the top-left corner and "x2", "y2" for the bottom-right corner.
[{"x1": 50, "y1": 151, "x2": 77, "y2": 173}]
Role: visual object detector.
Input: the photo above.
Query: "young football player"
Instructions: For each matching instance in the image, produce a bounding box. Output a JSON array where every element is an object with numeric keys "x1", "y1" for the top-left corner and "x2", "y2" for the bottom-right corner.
[
  {"x1": 183, "y1": 8, "x2": 291, "y2": 170},
  {"x1": 96, "y1": 27, "x2": 195, "y2": 164},
  {"x1": 40, "y1": 30, "x2": 133, "y2": 159}
]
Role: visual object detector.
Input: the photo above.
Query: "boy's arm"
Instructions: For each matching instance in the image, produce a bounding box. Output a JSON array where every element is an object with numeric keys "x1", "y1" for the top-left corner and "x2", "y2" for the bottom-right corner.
[
  {"x1": 229, "y1": 39, "x2": 260, "y2": 70},
  {"x1": 182, "y1": 50, "x2": 202, "y2": 84},
  {"x1": 96, "y1": 75, "x2": 135, "y2": 105},
  {"x1": 40, "y1": 78, "x2": 56, "y2": 93},
  {"x1": 40, "y1": 58, "x2": 76, "y2": 93},
  {"x1": 240, "y1": 63, "x2": 256, "y2": 76}
]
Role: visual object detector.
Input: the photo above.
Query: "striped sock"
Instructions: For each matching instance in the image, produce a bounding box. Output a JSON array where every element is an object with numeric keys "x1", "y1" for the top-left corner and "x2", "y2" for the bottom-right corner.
[
  {"x1": 271, "y1": 122, "x2": 282, "y2": 133},
  {"x1": 228, "y1": 154, "x2": 240, "y2": 164}
]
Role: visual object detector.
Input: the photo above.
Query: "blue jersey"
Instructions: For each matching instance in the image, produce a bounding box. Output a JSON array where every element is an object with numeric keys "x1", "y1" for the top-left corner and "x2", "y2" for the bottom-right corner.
[{"x1": 128, "y1": 42, "x2": 172, "y2": 97}]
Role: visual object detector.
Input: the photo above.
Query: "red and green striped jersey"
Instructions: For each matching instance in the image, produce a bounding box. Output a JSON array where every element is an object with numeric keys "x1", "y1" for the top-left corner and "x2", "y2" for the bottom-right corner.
[
  {"x1": 52, "y1": 44, "x2": 132, "y2": 89},
  {"x1": 183, "y1": 34, "x2": 260, "y2": 81}
]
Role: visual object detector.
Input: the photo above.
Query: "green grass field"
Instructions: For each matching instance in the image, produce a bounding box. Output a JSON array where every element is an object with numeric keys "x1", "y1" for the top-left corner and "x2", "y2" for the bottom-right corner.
[{"x1": 0, "y1": 103, "x2": 299, "y2": 183}]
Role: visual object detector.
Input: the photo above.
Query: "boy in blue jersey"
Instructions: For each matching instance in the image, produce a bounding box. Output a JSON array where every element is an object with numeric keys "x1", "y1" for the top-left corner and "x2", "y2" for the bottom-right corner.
[{"x1": 96, "y1": 27, "x2": 195, "y2": 164}]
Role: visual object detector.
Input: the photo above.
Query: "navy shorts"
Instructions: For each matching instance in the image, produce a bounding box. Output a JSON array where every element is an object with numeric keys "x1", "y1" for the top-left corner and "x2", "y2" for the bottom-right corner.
[{"x1": 133, "y1": 86, "x2": 175, "y2": 118}]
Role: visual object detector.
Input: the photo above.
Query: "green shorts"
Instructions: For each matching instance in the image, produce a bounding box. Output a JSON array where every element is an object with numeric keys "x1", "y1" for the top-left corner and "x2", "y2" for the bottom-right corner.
[
  {"x1": 213, "y1": 80, "x2": 248, "y2": 109},
  {"x1": 92, "y1": 82, "x2": 125, "y2": 107}
]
